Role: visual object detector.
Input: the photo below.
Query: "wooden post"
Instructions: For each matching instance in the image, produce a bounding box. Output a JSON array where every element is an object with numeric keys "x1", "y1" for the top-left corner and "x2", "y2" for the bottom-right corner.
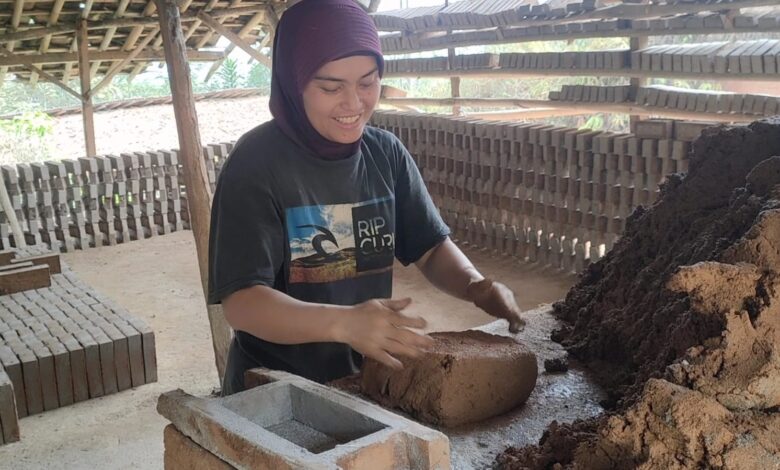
[
  {"x1": 629, "y1": 36, "x2": 648, "y2": 133},
  {"x1": 155, "y1": 0, "x2": 231, "y2": 381},
  {"x1": 444, "y1": 0, "x2": 461, "y2": 116},
  {"x1": 77, "y1": 20, "x2": 97, "y2": 157}
]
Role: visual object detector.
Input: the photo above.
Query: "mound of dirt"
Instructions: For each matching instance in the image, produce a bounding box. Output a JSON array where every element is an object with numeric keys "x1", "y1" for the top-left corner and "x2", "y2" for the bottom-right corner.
[{"x1": 498, "y1": 118, "x2": 780, "y2": 469}]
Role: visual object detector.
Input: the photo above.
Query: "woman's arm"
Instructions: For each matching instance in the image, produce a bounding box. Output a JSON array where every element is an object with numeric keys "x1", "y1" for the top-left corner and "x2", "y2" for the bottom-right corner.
[
  {"x1": 222, "y1": 286, "x2": 434, "y2": 369},
  {"x1": 415, "y1": 238, "x2": 526, "y2": 332}
]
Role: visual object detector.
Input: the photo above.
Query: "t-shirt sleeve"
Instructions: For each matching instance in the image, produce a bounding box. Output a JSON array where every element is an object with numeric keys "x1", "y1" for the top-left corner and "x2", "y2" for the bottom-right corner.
[
  {"x1": 392, "y1": 136, "x2": 451, "y2": 266},
  {"x1": 207, "y1": 151, "x2": 285, "y2": 304}
]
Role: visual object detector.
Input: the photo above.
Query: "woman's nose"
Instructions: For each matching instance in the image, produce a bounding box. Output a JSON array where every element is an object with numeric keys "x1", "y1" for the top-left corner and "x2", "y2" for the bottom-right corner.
[{"x1": 342, "y1": 87, "x2": 362, "y2": 110}]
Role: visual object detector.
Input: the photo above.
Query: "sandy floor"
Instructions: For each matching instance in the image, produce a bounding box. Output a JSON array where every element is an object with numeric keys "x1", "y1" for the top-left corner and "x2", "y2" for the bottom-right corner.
[{"x1": 0, "y1": 230, "x2": 574, "y2": 470}]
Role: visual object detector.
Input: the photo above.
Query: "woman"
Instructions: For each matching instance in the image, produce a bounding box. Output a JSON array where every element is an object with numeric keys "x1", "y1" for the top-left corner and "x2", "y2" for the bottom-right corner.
[{"x1": 208, "y1": 0, "x2": 525, "y2": 395}]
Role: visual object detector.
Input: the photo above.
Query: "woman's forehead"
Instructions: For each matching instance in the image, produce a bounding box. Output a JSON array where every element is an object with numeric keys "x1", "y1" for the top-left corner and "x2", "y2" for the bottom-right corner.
[{"x1": 312, "y1": 55, "x2": 379, "y2": 81}]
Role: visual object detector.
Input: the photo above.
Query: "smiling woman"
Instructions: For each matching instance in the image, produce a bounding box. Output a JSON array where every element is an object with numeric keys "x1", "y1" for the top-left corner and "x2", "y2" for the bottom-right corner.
[{"x1": 208, "y1": 0, "x2": 527, "y2": 397}]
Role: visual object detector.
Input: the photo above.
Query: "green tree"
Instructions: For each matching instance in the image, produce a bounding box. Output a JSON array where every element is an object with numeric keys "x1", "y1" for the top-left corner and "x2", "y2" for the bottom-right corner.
[
  {"x1": 216, "y1": 58, "x2": 242, "y2": 89},
  {"x1": 247, "y1": 63, "x2": 272, "y2": 92}
]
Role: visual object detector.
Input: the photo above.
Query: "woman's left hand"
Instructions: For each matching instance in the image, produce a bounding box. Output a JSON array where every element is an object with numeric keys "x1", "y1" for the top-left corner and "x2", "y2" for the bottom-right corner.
[{"x1": 467, "y1": 278, "x2": 526, "y2": 333}]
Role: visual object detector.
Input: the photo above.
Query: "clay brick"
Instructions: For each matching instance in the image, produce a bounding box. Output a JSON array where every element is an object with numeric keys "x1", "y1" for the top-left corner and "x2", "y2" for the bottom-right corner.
[
  {"x1": 0, "y1": 369, "x2": 19, "y2": 445},
  {"x1": 73, "y1": 329, "x2": 104, "y2": 398},
  {"x1": 163, "y1": 425, "x2": 235, "y2": 470}
]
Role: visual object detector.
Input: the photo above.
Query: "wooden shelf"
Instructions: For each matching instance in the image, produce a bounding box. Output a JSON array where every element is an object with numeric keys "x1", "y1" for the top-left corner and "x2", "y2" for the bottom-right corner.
[
  {"x1": 381, "y1": 15, "x2": 780, "y2": 55},
  {"x1": 379, "y1": 93, "x2": 772, "y2": 123}
]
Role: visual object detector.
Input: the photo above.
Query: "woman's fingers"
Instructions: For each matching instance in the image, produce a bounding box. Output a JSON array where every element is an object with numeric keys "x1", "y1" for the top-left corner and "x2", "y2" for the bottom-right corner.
[
  {"x1": 388, "y1": 327, "x2": 434, "y2": 350},
  {"x1": 388, "y1": 310, "x2": 427, "y2": 330},
  {"x1": 379, "y1": 297, "x2": 412, "y2": 312},
  {"x1": 373, "y1": 350, "x2": 404, "y2": 370}
]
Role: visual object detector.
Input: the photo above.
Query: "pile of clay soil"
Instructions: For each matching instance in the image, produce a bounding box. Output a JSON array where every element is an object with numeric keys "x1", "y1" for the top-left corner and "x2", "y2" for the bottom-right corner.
[{"x1": 498, "y1": 118, "x2": 780, "y2": 469}]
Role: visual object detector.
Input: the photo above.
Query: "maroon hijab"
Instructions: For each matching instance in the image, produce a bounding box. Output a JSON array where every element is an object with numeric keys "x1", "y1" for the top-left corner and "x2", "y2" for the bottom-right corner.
[{"x1": 269, "y1": 0, "x2": 385, "y2": 159}]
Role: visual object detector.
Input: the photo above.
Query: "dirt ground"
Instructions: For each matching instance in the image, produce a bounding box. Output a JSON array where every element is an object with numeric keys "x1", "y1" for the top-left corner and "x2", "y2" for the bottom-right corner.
[
  {"x1": 48, "y1": 96, "x2": 274, "y2": 160},
  {"x1": 0, "y1": 230, "x2": 574, "y2": 469}
]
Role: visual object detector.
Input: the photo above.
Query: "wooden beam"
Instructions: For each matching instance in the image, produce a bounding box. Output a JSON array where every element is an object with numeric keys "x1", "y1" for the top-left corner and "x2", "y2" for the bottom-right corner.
[
  {"x1": 0, "y1": 49, "x2": 224, "y2": 67},
  {"x1": 383, "y1": 67, "x2": 780, "y2": 82},
  {"x1": 204, "y1": 10, "x2": 271, "y2": 82},
  {"x1": 466, "y1": 108, "x2": 591, "y2": 120},
  {"x1": 77, "y1": 20, "x2": 97, "y2": 158},
  {"x1": 0, "y1": 0, "x2": 25, "y2": 87},
  {"x1": 90, "y1": 27, "x2": 160, "y2": 98},
  {"x1": 197, "y1": 11, "x2": 272, "y2": 67},
  {"x1": 0, "y1": 46, "x2": 85, "y2": 102},
  {"x1": 194, "y1": 0, "x2": 242, "y2": 49},
  {"x1": 155, "y1": 0, "x2": 231, "y2": 381}
]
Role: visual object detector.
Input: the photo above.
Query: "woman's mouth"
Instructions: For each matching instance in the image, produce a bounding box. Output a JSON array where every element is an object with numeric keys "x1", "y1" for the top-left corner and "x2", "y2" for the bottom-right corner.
[{"x1": 334, "y1": 114, "x2": 362, "y2": 126}]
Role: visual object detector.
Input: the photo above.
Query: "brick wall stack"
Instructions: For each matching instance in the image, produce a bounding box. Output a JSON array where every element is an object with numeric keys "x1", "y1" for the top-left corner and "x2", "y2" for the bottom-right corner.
[{"x1": 371, "y1": 111, "x2": 709, "y2": 273}]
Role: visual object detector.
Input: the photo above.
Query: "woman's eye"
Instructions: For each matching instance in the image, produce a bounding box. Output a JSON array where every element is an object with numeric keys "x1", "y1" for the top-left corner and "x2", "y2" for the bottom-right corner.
[
  {"x1": 360, "y1": 79, "x2": 377, "y2": 88},
  {"x1": 321, "y1": 87, "x2": 340, "y2": 94}
]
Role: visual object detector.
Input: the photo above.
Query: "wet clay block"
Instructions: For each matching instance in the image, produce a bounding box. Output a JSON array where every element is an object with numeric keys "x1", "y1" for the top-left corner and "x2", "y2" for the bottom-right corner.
[{"x1": 361, "y1": 330, "x2": 537, "y2": 427}]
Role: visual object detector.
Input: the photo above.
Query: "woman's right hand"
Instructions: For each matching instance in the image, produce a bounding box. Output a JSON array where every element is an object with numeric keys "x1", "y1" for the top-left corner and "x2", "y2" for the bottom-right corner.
[{"x1": 335, "y1": 297, "x2": 434, "y2": 370}]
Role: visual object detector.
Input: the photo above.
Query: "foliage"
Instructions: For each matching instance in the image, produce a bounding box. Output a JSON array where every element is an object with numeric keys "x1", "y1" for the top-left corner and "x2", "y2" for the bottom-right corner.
[
  {"x1": 0, "y1": 112, "x2": 54, "y2": 164},
  {"x1": 247, "y1": 62, "x2": 272, "y2": 92},
  {"x1": 216, "y1": 58, "x2": 242, "y2": 89}
]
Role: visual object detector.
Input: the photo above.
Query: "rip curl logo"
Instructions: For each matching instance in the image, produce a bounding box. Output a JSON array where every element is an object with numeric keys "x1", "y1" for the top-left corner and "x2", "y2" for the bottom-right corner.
[{"x1": 296, "y1": 224, "x2": 339, "y2": 258}]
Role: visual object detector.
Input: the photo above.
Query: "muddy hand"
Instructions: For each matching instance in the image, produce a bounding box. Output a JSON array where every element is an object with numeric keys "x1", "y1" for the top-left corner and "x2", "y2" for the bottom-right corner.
[
  {"x1": 341, "y1": 298, "x2": 435, "y2": 370},
  {"x1": 467, "y1": 278, "x2": 525, "y2": 333}
]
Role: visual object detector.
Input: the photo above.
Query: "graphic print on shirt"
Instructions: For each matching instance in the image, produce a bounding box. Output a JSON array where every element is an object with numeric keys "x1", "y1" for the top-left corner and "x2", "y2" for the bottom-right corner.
[{"x1": 286, "y1": 196, "x2": 395, "y2": 284}]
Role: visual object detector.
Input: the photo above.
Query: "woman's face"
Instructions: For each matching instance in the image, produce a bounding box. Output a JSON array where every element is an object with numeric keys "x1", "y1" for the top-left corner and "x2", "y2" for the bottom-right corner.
[{"x1": 302, "y1": 55, "x2": 381, "y2": 145}]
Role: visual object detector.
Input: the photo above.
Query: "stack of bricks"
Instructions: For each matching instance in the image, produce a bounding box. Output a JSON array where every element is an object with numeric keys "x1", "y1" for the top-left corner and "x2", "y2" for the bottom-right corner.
[
  {"x1": 373, "y1": 0, "x2": 600, "y2": 32},
  {"x1": 633, "y1": 39, "x2": 780, "y2": 76},
  {"x1": 0, "y1": 143, "x2": 233, "y2": 252},
  {"x1": 385, "y1": 51, "x2": 630, "y2": 76},
  {"x1": 371, "y1": 5, "x2": 443, "y2": 30},
  {"x1": 0, "y1": 246, "x2": 157, "y2": 445},
  {"x1": 499, "y1": 50, "x2": 629, "y2": 71},
  {"x1": 371, "y1": 111, "x2": 709, "y2": 273},
  {"x1": 635, "y1": 85, "x2": 780, "y2": 117},
  {"x1": 546, "y1": 84, "x2": 780, "y2": 117},
  {"x1": 549, "y1": 85, "x2": 633, "y2": 103},
  {"x1": 384, "y1": 54, "x2": 498, "y2": 75}
]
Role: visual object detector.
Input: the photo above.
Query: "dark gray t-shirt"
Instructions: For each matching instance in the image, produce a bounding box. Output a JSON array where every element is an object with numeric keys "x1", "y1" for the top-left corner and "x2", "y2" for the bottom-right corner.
[{"x1": 208, "y1": 120, "x2": 449, "y2": 383}]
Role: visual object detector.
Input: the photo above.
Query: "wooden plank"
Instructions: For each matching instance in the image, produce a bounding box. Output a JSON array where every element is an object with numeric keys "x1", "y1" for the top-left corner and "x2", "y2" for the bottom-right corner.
[
  {"x1": 0, "y1": 46, "x2": 85, "y2": 103},
  {"x1": 0, "y1": 265, "x2": 51, "y2": 295},
  {"x1": 11, "y1": 253, "x2": 61, "y2": 274},
  {"x1": 0, "y1": 49, "x2": 224, "y2": 68},
  {"x1": 197, "y1": 11, "x2": 272, "y2": 68},
  {"x1": 156, "y1": 0, "x2": 231, "y2": 381},
  {"x1": 91, "y1": 27, "x2": 161, "y2": 98}
]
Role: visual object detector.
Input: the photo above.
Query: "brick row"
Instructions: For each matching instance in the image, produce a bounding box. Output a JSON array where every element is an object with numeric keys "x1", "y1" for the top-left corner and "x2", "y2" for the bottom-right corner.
[
  {"x1": 0, "y1": 143, "x2": 233, "y2": 252},
  {"x1": 0, "y1": 248, "x2": 157, "y2": 425},
  {"x1": 371, "y1": 111, "x2": 702, "y2": 273}
]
